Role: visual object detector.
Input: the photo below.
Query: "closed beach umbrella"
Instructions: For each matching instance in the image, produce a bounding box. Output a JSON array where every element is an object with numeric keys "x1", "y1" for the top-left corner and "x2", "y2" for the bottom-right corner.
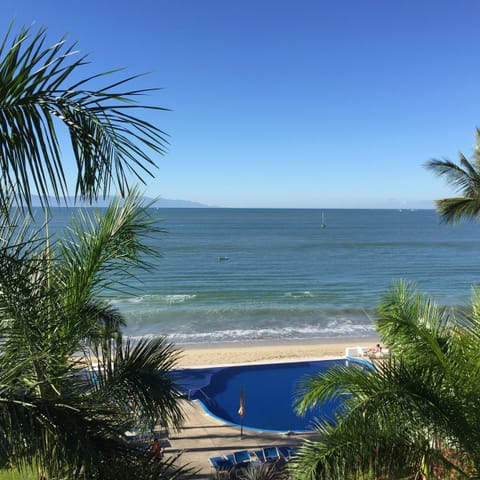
[
  {"x1": 238, "y1": 386, "x2": 245, "y2": 438},
  {"x1": 238, "y1": 386, "x2": 245, "y2": 417}
]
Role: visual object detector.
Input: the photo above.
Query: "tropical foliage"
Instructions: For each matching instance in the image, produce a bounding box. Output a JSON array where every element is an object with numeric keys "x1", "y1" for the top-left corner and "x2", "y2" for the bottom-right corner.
[
  {"x1": 425, "y1": 129, "x2": 480, "y2": 224},
  {"x1": 0, "y1": 191, "x2": 187, "y2": 479},
  {"x1": 235, "y1": 463, "x2": 288, "y2": 480},
  {"x1": 0, "y1": 21, "x2": 188, "y2": 478},
  {"x1": 0, "y1": 22, "x2": 168, "y2": 212},
  {"x1": 293, "y1": 280, "x2": 480, "y2": 480}
]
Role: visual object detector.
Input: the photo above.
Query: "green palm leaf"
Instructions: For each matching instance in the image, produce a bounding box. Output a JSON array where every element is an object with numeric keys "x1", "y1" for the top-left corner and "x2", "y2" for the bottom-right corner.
[
  {"x1": 0, "y1": 23, "x2": 168, "y2": 211},
  {"x1": 425, "y1": 129, "x2": 480, "y2": 223},
  {"x1": 293, "y1": 281, "x2": 480, "y2": 479},
  {"x1": 0, "y1": 194, "x2": 188, "y2": 477},
  {"x1": 95, "y1": 337, "x2": 185, "y2": 432}
]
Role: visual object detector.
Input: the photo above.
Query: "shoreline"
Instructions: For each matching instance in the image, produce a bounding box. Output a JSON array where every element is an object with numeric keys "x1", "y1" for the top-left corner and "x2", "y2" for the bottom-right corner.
[{"x1": 175, "y1": 335, "x2": 380, "y2": 368}]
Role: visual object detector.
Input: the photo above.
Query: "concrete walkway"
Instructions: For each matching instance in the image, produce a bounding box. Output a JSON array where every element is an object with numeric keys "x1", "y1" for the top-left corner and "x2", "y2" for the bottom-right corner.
[{"x1": 165, "y1": 400, "x2": 315, "y2": 478}]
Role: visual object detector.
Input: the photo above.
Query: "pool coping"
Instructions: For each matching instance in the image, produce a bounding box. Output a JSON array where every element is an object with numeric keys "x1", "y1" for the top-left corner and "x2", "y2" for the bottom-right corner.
[{"x1": 193, "y1": 398, "x2": 309, "y2": 435}]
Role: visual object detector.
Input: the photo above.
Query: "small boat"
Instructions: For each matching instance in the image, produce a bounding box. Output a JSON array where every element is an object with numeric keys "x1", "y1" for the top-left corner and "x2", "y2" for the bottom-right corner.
[
  {"x1": 320, "y1": 212, "x2": 326, "y2": 228},
  {"x1": 218, "y1": 256, "x2": 229, "y2": 261}
]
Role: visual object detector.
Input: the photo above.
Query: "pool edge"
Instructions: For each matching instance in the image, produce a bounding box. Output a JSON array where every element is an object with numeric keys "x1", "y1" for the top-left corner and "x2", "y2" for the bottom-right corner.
[{"x1": 193, "y1": 398, "x2": 310, "y2": 435}]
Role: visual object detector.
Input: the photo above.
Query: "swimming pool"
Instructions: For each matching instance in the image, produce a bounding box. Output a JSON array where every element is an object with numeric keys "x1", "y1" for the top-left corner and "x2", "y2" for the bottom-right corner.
[{"x1": 175, "y1": 359, "x2": 352, "y2": 433}]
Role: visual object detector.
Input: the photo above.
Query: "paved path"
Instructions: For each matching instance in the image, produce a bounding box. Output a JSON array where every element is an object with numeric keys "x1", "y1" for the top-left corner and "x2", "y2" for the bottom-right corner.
[{"x1": 165, "y1": 400, "x2": 315, "y2": 478}]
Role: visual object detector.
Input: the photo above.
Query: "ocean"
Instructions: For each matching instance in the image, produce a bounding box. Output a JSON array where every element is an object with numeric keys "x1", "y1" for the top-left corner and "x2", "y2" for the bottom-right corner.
[{"x1": 47, "y1": 208, "x2": 480, "y2": 345}]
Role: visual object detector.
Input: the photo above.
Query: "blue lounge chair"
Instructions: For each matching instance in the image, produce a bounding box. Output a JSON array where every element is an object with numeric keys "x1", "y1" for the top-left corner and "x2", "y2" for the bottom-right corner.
[
  {"x1": 254, "y1": 446, "x2": 281, "y2": 463},
  {"x1": 209, "y1": 455, "x2": 235, "y2": 471},
  {"x1": 232, "y1": 449, "x2": 252, "y2": 466},
  {"x1": 262, "y1": 446, "x2": 281, "y2": 462},
  {"x1": 278, "y1": 446, "x2": 299, "y2": 461},
  {"x1": 254, "y1": 449, "x2": 266, "y2": 463}
]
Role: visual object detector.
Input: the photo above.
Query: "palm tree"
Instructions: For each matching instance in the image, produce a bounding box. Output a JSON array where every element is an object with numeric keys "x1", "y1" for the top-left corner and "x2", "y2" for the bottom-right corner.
[
  {"x1": 0, "y1": 23, "x2": 188, "y2": 479},
  {"x1": 293, "y1": 280, "x2": 480, "y2": 479},
  {"x1": 425, "y1": 129, "x2": 480, "y2": 224},
  {"x1": 0, "y1": 191, "x2": 188, "y2": 479},
  {"x1": 0, "y1": 22, "x2": 168, "y2": 213}
]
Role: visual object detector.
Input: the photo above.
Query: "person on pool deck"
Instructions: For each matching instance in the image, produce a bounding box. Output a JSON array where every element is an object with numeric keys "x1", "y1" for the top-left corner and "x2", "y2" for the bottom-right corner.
[{"x1": 367, "y1": 344, "x2": 382, "y2": 356}]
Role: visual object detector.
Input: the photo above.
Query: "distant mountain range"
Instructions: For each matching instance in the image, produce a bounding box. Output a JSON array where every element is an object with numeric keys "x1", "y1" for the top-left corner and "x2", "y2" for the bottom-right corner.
[
  {"x1": 148, "y1": 197, "x2": 214, "y2": 208},
  {"x1": 28, "y1": 195, "x2": 213, "y2": 208}
]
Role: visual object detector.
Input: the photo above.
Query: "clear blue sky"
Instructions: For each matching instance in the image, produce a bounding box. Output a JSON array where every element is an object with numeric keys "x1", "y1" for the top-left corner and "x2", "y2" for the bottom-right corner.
[{"x1": 1, "y1": 0, "x2": 479, "y2": 208}]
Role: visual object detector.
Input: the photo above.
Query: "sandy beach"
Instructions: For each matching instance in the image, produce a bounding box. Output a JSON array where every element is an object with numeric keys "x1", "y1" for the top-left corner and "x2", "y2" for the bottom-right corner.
[{"x1": 175, "y1": 336, "x2": 379, "y2": 368}]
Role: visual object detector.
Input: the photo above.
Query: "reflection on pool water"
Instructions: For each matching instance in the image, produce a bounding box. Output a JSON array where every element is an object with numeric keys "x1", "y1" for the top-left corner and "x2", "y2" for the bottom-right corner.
[{"x1": 175, "y1": 359, "x2": 350, "y2": 433}]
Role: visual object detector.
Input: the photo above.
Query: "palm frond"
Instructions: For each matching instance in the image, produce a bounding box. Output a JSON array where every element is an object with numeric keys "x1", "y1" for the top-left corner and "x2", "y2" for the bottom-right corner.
[
  {"x1": 0, "y1": 368, "x2": 127, "y2": 475},
  {"x1": 96, "y1": 337, "x2": 185, "y2": 431},
  {"x1": 294, "y1": 357, "x2": 478, "y2": 479},
  {"x1": 294, "y1": 280, "x2": 480, "y2": 478},
  {"x1": 0, "y1": 23, "x2": 168, "y2": 211},
  {"x1": 435, "y1": 196, "x2": 480, "y2": 223},
  {"x1": 293, "y1": 415, "x2": 432, "y2": 480},
  {"x1": 425, "y1": 131, "x2": 480, "y2": 224},
  {"x1": 55, "y1": 189, "x2": 165, "y2": 311},
  {"x1": 374, "y1": 280, "x2": 452, "y2": 370},
  {"x1": 426, "y1": 158, "x2": 474, "y2": 192}
]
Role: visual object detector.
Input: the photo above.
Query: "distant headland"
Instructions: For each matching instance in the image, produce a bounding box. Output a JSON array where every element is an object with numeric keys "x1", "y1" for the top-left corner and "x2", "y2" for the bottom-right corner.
[{"x1": 28, "y1": 195, "x2": 214, "y2": 208}]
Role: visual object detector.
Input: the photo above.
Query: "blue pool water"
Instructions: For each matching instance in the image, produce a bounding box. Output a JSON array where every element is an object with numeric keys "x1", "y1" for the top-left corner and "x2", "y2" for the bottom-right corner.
[{"x1": 175, "y1": 359, "x2": 350, "y2": 433}]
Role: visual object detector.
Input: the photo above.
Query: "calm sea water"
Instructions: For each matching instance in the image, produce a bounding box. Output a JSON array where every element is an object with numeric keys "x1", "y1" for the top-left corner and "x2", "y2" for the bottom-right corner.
[{"x1": 46, "y1": 208, "x2": 480, "y2": 345}]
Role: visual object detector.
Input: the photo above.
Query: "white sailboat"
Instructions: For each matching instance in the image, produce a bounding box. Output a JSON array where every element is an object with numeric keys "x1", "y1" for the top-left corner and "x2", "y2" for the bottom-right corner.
[{"x1": 320, "y1": 212, "x2": 326, "y2": 228}]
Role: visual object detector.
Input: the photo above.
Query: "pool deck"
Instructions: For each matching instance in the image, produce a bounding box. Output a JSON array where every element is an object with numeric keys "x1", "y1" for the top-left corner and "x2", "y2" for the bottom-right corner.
[{"x1": 165, "y1": 399, "x2": 316, "y2": 477}]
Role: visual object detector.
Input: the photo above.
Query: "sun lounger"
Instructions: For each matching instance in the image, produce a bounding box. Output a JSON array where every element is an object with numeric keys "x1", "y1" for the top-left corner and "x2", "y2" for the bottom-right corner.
[
  {"x1": 254, "y1": 449, "x2": 266, "y2": 463},
  {"x1": 278, "y1": 446, "x2": 299, "y2": 461},
  {"x1": 232, "y1": 449, "x2": 253, "y2": 466},
  {"x1": 345, "y1": 346, "x2": 367, "y2": 358},
  {"x1": 209, "y1": 455, "x2": 235, "y2": 471},
  {"x1": 260, "y1": 446, "x2": 281, "y2": 463}
]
